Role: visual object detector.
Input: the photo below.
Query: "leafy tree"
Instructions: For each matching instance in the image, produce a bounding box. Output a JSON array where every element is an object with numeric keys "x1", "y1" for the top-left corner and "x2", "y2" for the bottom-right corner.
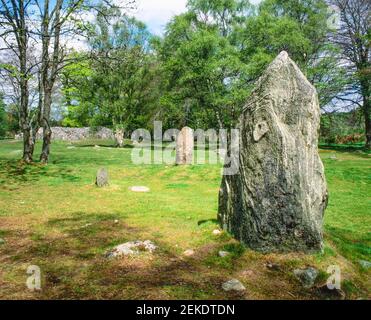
[
  {"x1": 329, "y1": 0, "x2": 370, "y2": 149},
  {"x1": 62, "y1": 14, "x2": 161, "y2": 146},
  {"x1": 159, "y1": 1, "x2": 252, "y2": 130}
]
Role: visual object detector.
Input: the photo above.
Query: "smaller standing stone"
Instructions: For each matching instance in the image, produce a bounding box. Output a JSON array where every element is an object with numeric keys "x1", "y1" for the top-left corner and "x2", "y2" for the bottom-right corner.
[
  {"x1": 222, "y1": 279, "x2": 246, "y2": 292},
  {"x1": 294, "y1": 267, "x2": 319, "y2": 288},
  {"x1": 96, "y1": 168, "x2": 109, "y2": 187},
  {"x1": 176, "y1": 127, "x2": 194, "y2": 165}
]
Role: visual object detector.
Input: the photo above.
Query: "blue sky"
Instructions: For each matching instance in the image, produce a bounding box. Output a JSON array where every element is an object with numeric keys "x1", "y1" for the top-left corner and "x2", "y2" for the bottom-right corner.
[{"x1": 133, "y1": 0, "x2": 262, "y2": 35}]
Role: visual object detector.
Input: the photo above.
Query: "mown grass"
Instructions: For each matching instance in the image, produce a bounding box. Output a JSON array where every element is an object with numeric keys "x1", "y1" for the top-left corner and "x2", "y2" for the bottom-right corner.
[{"x1": 0, "y1": 139, "x2": 369, "y2": 300}]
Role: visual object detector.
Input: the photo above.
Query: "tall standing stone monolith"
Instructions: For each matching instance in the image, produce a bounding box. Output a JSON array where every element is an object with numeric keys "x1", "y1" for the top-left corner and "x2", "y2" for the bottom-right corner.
[
  {"x1": 218, "y1": 51, "x2": 328, "y2": 253},
  {"x1": 176, "y1": 127, "x2": 194, "y2": 165}
]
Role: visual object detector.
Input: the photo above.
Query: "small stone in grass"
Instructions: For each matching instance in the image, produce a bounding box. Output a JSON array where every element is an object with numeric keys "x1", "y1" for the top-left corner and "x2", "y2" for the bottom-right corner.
[
  {"x1": 222, "y1": 279, "x2": 246, "y2": 292},
  {"x1": 130, "y1": 186, "x2": 150, "y2": 193},
  {"x1": 213, "y1": 229, "x2": 222, "y2": 235},
  {"x1": 183, "y1": 249, "x2": 195, "y2": 257},
  {"x1": 218, "y1": 251, "x2": 229, "y2": 258},
  {"x1": 358, "y1": 260, "x2": 371, "y2": 270},
  {"x1": 241, "y1": 270, "x2": 254, "y2": 277},
  {"x1": 294, "y1": 267, "x2": 318, "y2": 288}
]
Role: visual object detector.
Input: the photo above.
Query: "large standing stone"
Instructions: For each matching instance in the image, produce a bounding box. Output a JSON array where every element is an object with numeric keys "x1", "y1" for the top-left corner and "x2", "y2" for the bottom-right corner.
[
  {"x1": 96, "y1": 168, "x2": 109, "y2": 187},
  {"x1": 176, "y1": 127, "x2": 194, "y2": 165},
  {"x1": 218, "y1": 51, "x2": 328, "y2": 253}
]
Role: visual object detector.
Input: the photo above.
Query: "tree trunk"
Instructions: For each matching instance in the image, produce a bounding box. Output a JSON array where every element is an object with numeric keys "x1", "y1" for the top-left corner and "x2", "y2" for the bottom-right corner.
[
  {"x1": 114, "y1": 128, "x2": 125, "y2": 148},
  {"x1": 360, "y1": 79, "x2": 371, "y2": 149},
  {"x1": 364, "y1": 97, "x2": 371, "y2": 149},
  {"x1": 39, "y1": 89, "x2": 52, "y2": 163}
]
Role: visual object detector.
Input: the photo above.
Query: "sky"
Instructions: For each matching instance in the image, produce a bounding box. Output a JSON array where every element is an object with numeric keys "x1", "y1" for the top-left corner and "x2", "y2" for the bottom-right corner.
[{"x1": 133, "y1": 0, "x2": 262, "y2": 36}]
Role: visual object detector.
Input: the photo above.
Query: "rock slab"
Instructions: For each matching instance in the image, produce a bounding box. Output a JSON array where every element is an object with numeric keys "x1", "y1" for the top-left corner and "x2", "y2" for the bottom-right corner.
[
  {"x1": 218, "y1": 51, "x2": 328, "y2": 253},
  {"x1": 107, "y1": 240, "x2": 157, "y2": 258},
  {"x1": 176, "y1": 127, "x2": 194, "y2": 165}
]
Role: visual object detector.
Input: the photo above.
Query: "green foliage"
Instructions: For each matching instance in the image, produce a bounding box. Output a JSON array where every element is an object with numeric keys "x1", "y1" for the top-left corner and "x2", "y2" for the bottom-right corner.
[
  {"x1": 61, "y1": 14, "x2": 161, "y2": 133},
  {"x1": 320, "y1": 110, "x2": 365, "y2": 144}
]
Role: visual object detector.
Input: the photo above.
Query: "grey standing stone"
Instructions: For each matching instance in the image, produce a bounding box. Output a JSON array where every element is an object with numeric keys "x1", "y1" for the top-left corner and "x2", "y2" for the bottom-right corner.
[
  {"x1": 96, "y1": 168, "x2": 109, "y2": 187},
  {"x1": 176, "y1": 127, "x2": 194, "y2": 165},
  {"x1": 218, "y1": 51, "x2": 328, "y2": 253}
]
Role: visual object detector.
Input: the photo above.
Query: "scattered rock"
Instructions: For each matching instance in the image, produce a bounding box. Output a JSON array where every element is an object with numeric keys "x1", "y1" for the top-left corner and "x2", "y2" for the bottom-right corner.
[
  {"x1": 67, "y1": 146, "x2": 76, "y2": 149},
  {"x1": 213, "y1": 229, "x2": 222, "y2": 235},
  {"x1": 176, "y1": 127, "x2": 194, "y2": 165},
  {"x1": 330, "y1": 155, "x2": 337, "y2": 160},
  {"x1": 265, "y1": 262, "x2": 281, "y2": 271},
  {"x1": 294, "y1": 267, "x2": 319, "y2": 288},
  {"x1": 358, "y1": 260, "x2": 371, "y2": 270},
  {"x1": 241, "y1": 270, "x2": 254, "y2": 277},
  {"x1": 130, "y1": 186, "x2": 150, "y2": 193},
  {"x1": 114, "y1": 220, "x2": 119, "y2": 224},
  {"x1": 183, "y1": 249, "x2": 195, "y2": 257},
  {"x1": 218, "y1": 251, "x2": 229, "y2": 258},
  {"x1": 218, "y1": 51, "x2": 328, "y2": 252},
  {"x1": 222, "y1": 279, "x2": 246, "y2": 292},
  {"x1": 106, "y1": 240, "x2": 157, "y2": 259},
  {"x1": 96, "y1": 168, "x2": 109, "y2": 187},
  {"x1": 94, "y1": 145, "x2": 100, "y2": 148}
]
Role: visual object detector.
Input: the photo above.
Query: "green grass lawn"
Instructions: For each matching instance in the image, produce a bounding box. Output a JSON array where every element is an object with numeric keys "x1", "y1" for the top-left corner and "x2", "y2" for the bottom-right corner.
[{"x1": 0, "y1": 139, "x2": 370, "y2": 300}]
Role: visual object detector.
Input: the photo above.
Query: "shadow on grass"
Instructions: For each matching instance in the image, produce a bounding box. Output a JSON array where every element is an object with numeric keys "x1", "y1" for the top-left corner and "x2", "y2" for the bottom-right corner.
[
  {"x1": 0, "y1": 160, "x2": 80, "y2": 186},
  {"x1": 325, "y1": 225, "x2": 371, "y2": 261},
  {"x1": 320, "y1": 143, "x2": 369, "y2": 153}
]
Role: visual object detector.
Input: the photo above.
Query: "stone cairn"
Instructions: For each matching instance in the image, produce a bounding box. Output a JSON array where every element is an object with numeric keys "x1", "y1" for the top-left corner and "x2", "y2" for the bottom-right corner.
[
  {"x1": 218, "y1": 51, "x2": 328, "y2": 253},
  {"x1": 176, "y1": 127, "x2": 194, "y2": 165}
]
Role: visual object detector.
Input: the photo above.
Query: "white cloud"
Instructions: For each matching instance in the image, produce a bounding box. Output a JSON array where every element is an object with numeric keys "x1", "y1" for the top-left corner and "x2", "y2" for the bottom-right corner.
[
  {"x1": 133, "y1": 0, "x2": 262, "y2": 36},
  {"x1": 133, "y1": 0, "x2": 188, "y2": 35}
]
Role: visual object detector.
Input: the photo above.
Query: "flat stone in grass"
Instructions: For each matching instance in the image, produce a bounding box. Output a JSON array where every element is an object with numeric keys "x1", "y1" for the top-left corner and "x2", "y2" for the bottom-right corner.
[
  {"x1": 130, "y1": 186, "x2": 150, "y2": 193},
  {"x1": 222, "y1": 279, "x2": 246, "y2": 292},
  {"x1": 106, "y1": 240, "x2": 157, "y2": 259},
  {"x1": 96, "y1": 168, "x2": 109, "y2": 187}
]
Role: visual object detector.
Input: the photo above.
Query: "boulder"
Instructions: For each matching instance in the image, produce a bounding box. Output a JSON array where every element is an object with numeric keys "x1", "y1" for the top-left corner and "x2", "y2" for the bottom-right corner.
[
  {"x1": 218, "y1": 51, "x2": 328, "y2": 253},
  {"x1": 96, "y1": 168, "x2": 109, "y2": 187},
  {"x1": 176, "y1": 127, "x2": 194, "y2": 165}
]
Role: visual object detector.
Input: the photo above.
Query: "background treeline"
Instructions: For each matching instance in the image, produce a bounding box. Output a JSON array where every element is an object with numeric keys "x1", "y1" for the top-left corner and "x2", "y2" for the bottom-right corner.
[{"x1": 0, "y1": 0, "x2": 369, "y2": 162}]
